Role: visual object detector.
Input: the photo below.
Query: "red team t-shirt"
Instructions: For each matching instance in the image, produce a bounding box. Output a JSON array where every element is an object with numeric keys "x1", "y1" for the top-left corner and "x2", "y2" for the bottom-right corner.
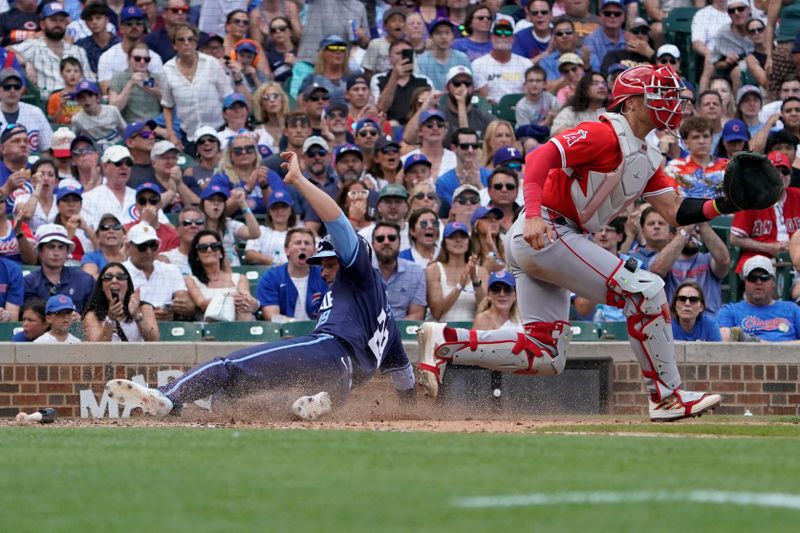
[
  {"x1": 730, "y1": 188, "x2": 800, "y2": 272},
  {"x1": 536, "y1": 120, "x2": 677, "y2": 228}
]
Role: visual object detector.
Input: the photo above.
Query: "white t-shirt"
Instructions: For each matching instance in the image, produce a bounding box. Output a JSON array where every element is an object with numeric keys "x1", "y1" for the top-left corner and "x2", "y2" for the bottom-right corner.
[
  {"x1": 160, "y1": 248, "x2": 190, "y2": 276},
  {"x1": 34, "y1": 331, "x2": 82, "y2": 344},
  {"x1": 244, "y1": 225, "x2": 288, "y2": 266},
  {"x1": 81, "y1": 184, "x2": 169, "y2": 228},
  {"x1": 123, "y1": 259, "x2": 187, "y2": 309},
  {"x1": 97, "y1": 43, "x2": 164, "y2": 83},
  {"x1": 400, "y1": 148, "x2": 457, "y2": 179},
  {"x1": 472, "y1": 53, "x2": 532, "y2": 103},
  {"x1": 291, "y1": 275, "x2": 310, "y2": 321}
]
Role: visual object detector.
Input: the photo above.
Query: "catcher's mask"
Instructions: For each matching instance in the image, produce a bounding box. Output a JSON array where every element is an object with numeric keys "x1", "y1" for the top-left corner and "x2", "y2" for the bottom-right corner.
[{"x1": 610, "y1": 65, "x2": 687, "y2": 135}]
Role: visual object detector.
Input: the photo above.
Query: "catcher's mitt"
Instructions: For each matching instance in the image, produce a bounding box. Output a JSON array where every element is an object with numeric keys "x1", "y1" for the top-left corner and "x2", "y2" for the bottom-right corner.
[{"x1": 721, "y1": 151, "x2": 784, "y2": 211}]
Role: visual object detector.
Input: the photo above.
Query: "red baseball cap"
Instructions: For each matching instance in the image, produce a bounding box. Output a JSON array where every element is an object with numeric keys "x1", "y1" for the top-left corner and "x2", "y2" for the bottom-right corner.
[{"x1": 768, "y1": 151, "x2": 791, "y2": 170}]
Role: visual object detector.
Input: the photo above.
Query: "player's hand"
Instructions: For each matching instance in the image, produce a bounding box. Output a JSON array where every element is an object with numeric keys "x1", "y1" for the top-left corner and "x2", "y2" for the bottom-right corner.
[
  {"x1": 280, "y1": 151, "x2": 302, "y2": 185},
  {"x1": 523, "y1": 216, "x2": 555, "y2": 250}
]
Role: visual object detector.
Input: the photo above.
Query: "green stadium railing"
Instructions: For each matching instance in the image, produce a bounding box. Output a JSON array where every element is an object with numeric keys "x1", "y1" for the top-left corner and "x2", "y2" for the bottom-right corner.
[
  {"x1": 158, "y1": 321, "x2": 204, "y2": 341},
  {"x1": 202, "y1": 321, "x2": 281, "y2": 342},
  {"x1": 0, "y1": 321, "x2": 23, "y2": 341}
]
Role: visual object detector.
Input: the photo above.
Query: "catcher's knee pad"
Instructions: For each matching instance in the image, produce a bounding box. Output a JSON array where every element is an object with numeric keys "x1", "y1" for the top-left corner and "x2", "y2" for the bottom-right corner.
[
  {"x1": 608, "y1": 259, "x2": 680, "y2": 399},
  {"x1": 434, "y1": 321, "x2": 571, "y2": 376}
]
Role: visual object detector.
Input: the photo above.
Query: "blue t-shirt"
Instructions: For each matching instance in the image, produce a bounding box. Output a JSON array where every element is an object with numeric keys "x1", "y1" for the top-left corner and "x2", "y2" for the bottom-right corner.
[
  {"x1": 451, "y1": 37, "x2": 493, "y2": 62},
  {"x1": 256, "y1": 264, "x2": 327, "y2": 319},
  {"x1": 512, "y1": 29, "x2": 549, "y2": 60},
  {"x1": 314, "y1": 213, "x2": 409, "y2": 374},
  {"x1": 665, "y1": 252, "x2": 723, "y2": 319},
  {"x1": 23, "y1": 266, "x2": 95, "y2": 312},
  {"x1": 716, "y1": 300, "x2": 800, "y2": 342},
  {"x1": 0, "y1": 256, "x2": 23, "y2": 308},
  {"x1": 11, "y1": 330, "x2": 30, "y2": 342},
  {"x1": 672, "y1": 313, "x2": 722, "y2": 342},
  {"x1": 80, "y1": 250, "x2": 108, "y2": 270},
  {"x1": 435, "y1": 167, "x2": 492, "y2": 216}
]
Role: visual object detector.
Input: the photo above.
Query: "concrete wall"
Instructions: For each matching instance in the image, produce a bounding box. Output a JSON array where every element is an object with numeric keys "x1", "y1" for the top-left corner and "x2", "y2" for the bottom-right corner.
[{"x1": 1, "y1": 342, "x2": 798, "y2": 417}]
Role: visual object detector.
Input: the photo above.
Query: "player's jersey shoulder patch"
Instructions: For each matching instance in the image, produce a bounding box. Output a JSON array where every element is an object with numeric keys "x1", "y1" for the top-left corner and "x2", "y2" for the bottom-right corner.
[{"x1": 562, "y1": 129, "x2": 588, "y2": 147}]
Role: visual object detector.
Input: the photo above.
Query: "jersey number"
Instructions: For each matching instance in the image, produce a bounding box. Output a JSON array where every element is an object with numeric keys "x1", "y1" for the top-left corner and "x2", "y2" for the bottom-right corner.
[{"x1": 367, "y1": 309, "x2": 389, "y2": 364}]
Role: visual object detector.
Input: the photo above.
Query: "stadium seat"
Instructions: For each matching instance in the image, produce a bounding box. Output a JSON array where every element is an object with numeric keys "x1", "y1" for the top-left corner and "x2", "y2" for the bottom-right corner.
[
  {"x1": 570, "y1": 321, "x2": 600, "y2": 340},
  {"x1": 21, "y1": 265, "x2": 40, "y2": 277},
  {"x1": 492, "y1": 93, "x2": 523, "y2": 126},
  {"x1": 663, "y1": 7, "x2": 699, "y2": 85},
  {"x1": 599, "y1": 321, "x2": 629, "y2": 341},
  {"x1": 203, "y1": 321, "x2": 281, "y2": 342},
  {"x1": 165, "y1": 212, "x2": 179, "y2": 226},
  {"x1": 158, "y1": 321, "x2": 204, "y2": 341},
  {"x1": 395, "y1": 320, "x2": 422, "y2": 341},
  {"x1": 280, "y1": 320, "x2": 316, "y2": 338},
  {"x1": 0, "y1": 321, "x2": 23, "y2": 341}
]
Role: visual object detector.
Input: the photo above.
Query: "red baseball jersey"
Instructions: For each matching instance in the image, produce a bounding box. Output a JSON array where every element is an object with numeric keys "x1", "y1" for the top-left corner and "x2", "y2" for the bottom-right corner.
[
  {"x1": 730, "y1": 188, "x2": 800, "y2": 272},
  {"x1": 543, "y1": 119, "x2": 677, "y2": 227}
]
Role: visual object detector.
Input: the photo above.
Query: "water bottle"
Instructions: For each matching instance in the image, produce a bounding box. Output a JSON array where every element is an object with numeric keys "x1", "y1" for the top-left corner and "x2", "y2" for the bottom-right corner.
[
  {"x1": 593, "y1": 305, "x2": 604, "y2": 339},
  {"x1": 273, "y1": 249, "x2": 281, "y2": 265}
]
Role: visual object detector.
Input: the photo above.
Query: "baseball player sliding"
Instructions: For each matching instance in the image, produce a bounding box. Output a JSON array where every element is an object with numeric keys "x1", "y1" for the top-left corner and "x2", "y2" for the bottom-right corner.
[{"x1": 417, "y1": 65, "x2": 782, "y2": 421}]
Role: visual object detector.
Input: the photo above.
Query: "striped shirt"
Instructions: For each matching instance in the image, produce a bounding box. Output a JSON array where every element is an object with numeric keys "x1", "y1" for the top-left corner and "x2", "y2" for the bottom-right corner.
[{"x1": 11, "y1": 39, "x2": 93, "y2": 97}]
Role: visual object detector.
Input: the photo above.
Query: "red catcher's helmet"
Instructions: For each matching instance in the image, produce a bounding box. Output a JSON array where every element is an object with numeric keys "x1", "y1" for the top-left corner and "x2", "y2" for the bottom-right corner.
[{"x1": 609, "y1": 65, "x2": 687, "y2": 134}]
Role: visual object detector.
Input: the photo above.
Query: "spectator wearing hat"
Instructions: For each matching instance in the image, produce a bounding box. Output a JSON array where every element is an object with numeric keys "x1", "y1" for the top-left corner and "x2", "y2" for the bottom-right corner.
[
  {"x1": 229, "y1": 39, "x2": 270, "y2": 96},
  {"x1": 665, "y1": 117, "x2": 728, "y2": 199},
  {"x1": 108, "y1": 42, "x2": 164, "y2": 123},
  {"x1": 123, "y1": 221, "x2": 195, "y2": 321},
  {"x1": 734, "y1": 85, "x2": 766, "y2": 138},
  {"x1": 358, "y1": 184, "x2": 411, "y2": 249},
  {"x1": 451, "y1": 4, "x2": 494, "y2": 62},
  {"x1": 244, "y1": 190, "x2": 295, "y2": 266},
  {"x1": 449, "y1": 184, "x2": 481, "y2": 227},
  {"x1": 416, "y1": 17, "x2": 471, "y2": 92},
  {"x1": 551, "y1": 71, "x2": 609, "y2": 136},
  {"x1": 403, "y1": 109, "x2": 457, "y2": 180},
  {"x1": 0, "y1": 68, "x2": 53, "y2": 153},
  {"x1": 344, "y1": 74, "x2": 384, "y2": 134},
  {"x1": 766, "y1": 130, "x2": 800, "y2": 188},
  {"x1": 0, "y1": 0, "x2": 39, "y2": 47},
  {"x1": 0, "y1": 123, "x2": 31, "y2": 209},
  {"x1": 715, "y1": 118, "x2": 751, "y2": 159},
  {"x1": 473, "y1": 270, "x2": 520, "y2": 330},
  {"x1": 730, "y1": 152, "x2": 800, "y2": 274},
  {"x1": 321, "y1": 100, "x2": 352, "y2": 148},
  {"x1": 439, "y1": 65, "x2": 495, "y2": 141},
  {"x1": 472, "y1": 19, "x2": 531, "y2": 105},
  {"x1": 401, "y1": 152, "x2": 432, "y2": 192},
  {"x1": 161, "y1": 23, "x2": 234, "y2": 148},
  {"x1": 513, "y1": 0, "x2": 554, "y2": 62},
  {"x1": 717, "y1": 255, "x2": 800, "y2": 342},
  {"x1": 121, "y1": 120, "x2": 156, "y2": 186},
  {"x1": 371, "y1": 220, "x2": 427, "y2": 320},
  {"x1": 362, "y1": 7, "x2": 407, "y2": 79},
  {"x1": 13, "y1": 159, "x2": 61, "y2": 234},
  {"x1": 75, "y1": 1, "x2": 120, "y2": 75},
  {"x1": 148, "y1": 140, "x2": 201, "y2": 211},
  {"x1": 68, "y1": 134, "x2": 101, "y2": 193},
  {"x1": 24, "y1": 223, "x2": 95, "y2": 310},
  {"x1": 436, "y1": 127, "x2": 490, "y2": 217},
  {"x1": 49, "y1": 127, "x2": 76, "y2": 180},
  {"x1": 584, "y1": 0, "x2": 627, "y2": 72},
  {"x1": 218, "y1": 93, "x2": 271, "y2": 150},
  {"x1": 0, "y1": 255, "x2": 22, "y2": 321},
  {"x1": 46, "y1": 57, "x2": 84, "y2": 125},
  {"x1": 197, "y1": 32, "x2": 225, "y2": 59},
  {"x1": 516, "y1": 65, "x2": 560, "y2": 133},
  {"x1": 712, "y1": 0, "x2": 754, "y2": 76},
  {"x1": 143, "y1": 0, "x2": 192, "y2": 63},
  {"x1": 297, "y1": 35, "x2": 351, "y2": 104},
  {"x1": 70, "y1": 79, "x2": 127, "y2": 149},
  {"x1": 10, "y1": 2, "x2": 93, "y2": 98},
  {"x1": 655, "y1": 44, "x2": 682, "y2": 77},
  {"x1": 353, "y1": 118, "x2": 383, "y2": 177},
  {"x1": 333, "y1": 143, "x2": 369, "y2": 185},
  {"x1": 299, "y1": 83, "x2": 332, "y2": 134},
  {"x1": 373, "y1": 39, "x2": 433, "y2": 124},
  {"x1": 52, "y1": 179, "x2": 96, "y2": 266},
  {"x1": 82, "y1": 213, "x2": 128, "y2": 278},
  {"x1": 553, "y1": 52, "x2": 585, "y2": 106},
  {"x1": 371, "y1": 136, "x2": 403, "y2": 187},
  {"x1": 538, "y1": 17, "x2": 582, "y2": 92},
  {"x1": 483, "y1": 164, "x2": 522, "y2": 231},
  {"x1": 198, "y1": 180, "x2": 258, "y2": 267},
  {"x1": 256, "y1": 226, "x2": 327, "y2": 322},
  {"x1": 122, "y1": 182, "x2": 179, "y2": 253},
  {"x1": 261, "y1": 16, "x2": 297, "y2": 83},
  {"x1": 599, "y1": 17, "x2": 655, "y2": 76},
  {"x1": 425, "y1": 220, "x2": 487, "y2": 322},
  {"x1": 285, "y1": 135, "x2": 334, "y2": 223},
  {"x1": 34, "y1": 294, "x2": 82, "y2": 344},
  {"x1": 97, "y1": 6, "x2": 164, "y2": 93},
  {"x1": 470, "y1": 205, "x2": 506, "y2": 273}
]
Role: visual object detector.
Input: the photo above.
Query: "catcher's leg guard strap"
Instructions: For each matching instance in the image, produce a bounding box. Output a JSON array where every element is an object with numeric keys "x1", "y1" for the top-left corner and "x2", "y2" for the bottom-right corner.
[{"x1": 434, "y1": 322, "x2": 570, "y2": 376}]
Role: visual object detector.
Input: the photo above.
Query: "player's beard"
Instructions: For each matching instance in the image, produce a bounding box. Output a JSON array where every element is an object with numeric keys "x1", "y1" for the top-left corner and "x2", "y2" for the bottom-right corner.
[{"x1": 44, "y1": 27, "x2": 66, "y2": 40}]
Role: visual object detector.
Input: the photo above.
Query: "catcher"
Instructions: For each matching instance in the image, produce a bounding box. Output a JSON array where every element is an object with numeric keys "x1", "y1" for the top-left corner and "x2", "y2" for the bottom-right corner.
[{"x1": 417, "y1": 65, "x2": 783, "y2": 421}]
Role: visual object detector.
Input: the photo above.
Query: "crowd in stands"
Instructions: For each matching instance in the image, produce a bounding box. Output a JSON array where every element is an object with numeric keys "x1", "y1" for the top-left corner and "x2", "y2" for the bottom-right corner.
[{"x1": 0, "y1": 0, "x2": 799, "y2": 345}]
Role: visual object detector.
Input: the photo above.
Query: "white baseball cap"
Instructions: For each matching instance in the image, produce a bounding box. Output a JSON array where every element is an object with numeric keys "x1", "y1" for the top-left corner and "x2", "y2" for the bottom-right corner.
[
  {"x1": 35, "y1": 223, "x2": 75, "y2": 251},
  {"x1": 656, "y1": 44, "x2": 680, "y2": 59},
  {"x1": 742, "y1": 255, "x2": 775, "y2": 277},
  {"x1": 127, "y1": 222, "x2": 161, "y2": 245},
  {"x1": 101, "y1": 145, "x2": 132, "y2": 164},
  {"x1": 446, "y1": 65, "x2": 473, "y2": 85},
  {"x1": 194, "y1": 126, "x2": 220, "y2": 143},
  {"x1": 302, "y1": 136, "x2": 329, "y2": 153},
  {"x1": 151, "y1": 140, "x2": 179, "y2": 159}
]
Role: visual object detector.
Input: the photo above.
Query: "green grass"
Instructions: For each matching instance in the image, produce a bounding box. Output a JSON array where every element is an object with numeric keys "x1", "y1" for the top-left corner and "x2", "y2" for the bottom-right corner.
[{"x1": 2, "y1": 426, "x2": 800, "y2": 532}]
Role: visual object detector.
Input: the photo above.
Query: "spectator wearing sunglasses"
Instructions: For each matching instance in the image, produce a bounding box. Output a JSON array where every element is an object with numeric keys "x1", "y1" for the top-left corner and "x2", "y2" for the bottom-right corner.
[
  {"x1": 123, "y1": 221, "x2": 195, "y2": 321},
  {"x1": 473, "y1": 270, "x2": 520, "y2": 331},
  {"x1": 730, "y1": 151, "x2": 800, "y2": 275},
  {"x1": 598, "y1": 17, "x2": 655, "y2": 76},
  {"x1": 434, "y1": 128, "x2": 488, "y2": 218},
  {"x1": 400, "y1": 207, "x2": 441, "y2": 267},
  {"x1": 81, "y1": 213, "x2": 128, "y2": 279},
  {"x1": 69, "y1": 135, "x2": 101, "y2": 193},
  {"x1": 143, "y1": 0, "x2": 192, "y2": 63},
  {"x1": 472, "y1": 19, "x2": 530, "y2": 105},
  {"x1": 296, "y1": 35, "x2": 351, "y2": 104},
  {"x1": 157, "y1": 206, "x2": 204, "y2": 275},
  {"x1": 124, "y1": 182, "x2": 179, "y2": 252},
  {"x1": 82, "y1": 261, "x2": 159, "y2": 342},
  {"x1": 470, "y1": 205, "x2": 506, "y2": 273},
  {"x1": 483, "y1": 164, "x2": 522, "y2": 232},
  {"x1": 440, "y1": 65, "x2": 494, "y2": 142},
  {"x1": 513, "y1": 0, "x2": 554, "y2": 62},
  {"x1": 353, "y1": 118, "x2": 382, "y2": 178},
  {"x1": 537, "y1": 17, "x2": 582, "y2": 94},
  {"x1": 372, "y1": 39, "x2": 433, "y2": 125},
  {"x1": 449, "y1": 184, "x2": 481, "y2": 227},
  {"x1": 358, "y1": 184, "x2": 412, "y2": 249},
  {"x1": 670, "y1": 281, "x2": 722, "y2": 342},
  {"x1": 262, "y1": 16, "x2": 297, "y2": 83},
  {"x1": 718, "y1": 255, "x2": 800, "y2": 342},
  {"x1": 0, "y1": 69, "x2": 53, "y2": 154},
  {"x1": 108, "y1": 42, "x2": 164, "y2": 123},
  {"x1": 24, "y1": 223, "x2": 95, "y2": 311},
  {"x1": 711, "y1": 0, "x2": 753, "y2": 76},
  {"x1": 583, "y1": 0, "x2": 627, "y2": 72},
  {"x1": 122, "y1": 120, "x2": 157, "y2": 185},
  {"x1": 451, "y1": 4, "x2": 494, "y2": 62},
  {"x1": 407, "y1": 181, "x2": 440, "y2": 215},
  {"x1": 70, "y1": 79, "x2": 127, "y2": 150},
  {"x1": 371, "y1": 220, "x2": 426, "y2": 320},
  {"x1": 321, "y1": 100, "x2": 354, "y2": 149},
  {"x1": 371, "y1": 136, "x2": 403, "y2": 186}
]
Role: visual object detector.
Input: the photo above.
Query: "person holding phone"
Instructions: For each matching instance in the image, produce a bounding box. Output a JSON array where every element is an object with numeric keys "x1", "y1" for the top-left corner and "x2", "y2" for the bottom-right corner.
[{"x1": 372, "y1": 39, "x2": 433, "y2": 124}]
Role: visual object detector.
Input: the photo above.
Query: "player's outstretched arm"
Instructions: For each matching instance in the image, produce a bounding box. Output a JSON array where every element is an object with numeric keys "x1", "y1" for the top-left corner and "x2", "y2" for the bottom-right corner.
[{"x1": 280, "y1": 151, "x2": 342, "y2": 223}]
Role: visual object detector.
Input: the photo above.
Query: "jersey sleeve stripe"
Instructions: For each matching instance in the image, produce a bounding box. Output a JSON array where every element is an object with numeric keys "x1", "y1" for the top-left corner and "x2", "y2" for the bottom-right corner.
[
  {"x1": 549, "y1": 138, "x2": 567, "y2": 168},
  {"x1": 640, "y1": 187, "x2": 675, "y2": 199}
]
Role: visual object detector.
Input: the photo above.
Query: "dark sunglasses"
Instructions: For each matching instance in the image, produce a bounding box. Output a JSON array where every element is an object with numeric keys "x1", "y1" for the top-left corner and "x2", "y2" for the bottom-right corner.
[
  {"x1": 112, "y1": 158, "x2": 134, "y2": 167},
  {"x1": 131, "y1": 55, "x2": 151, "y2": 63},
  {"x1": 489, "y1": 284, "x2": 514, "y2": 295},
  {"x1": 746, "y1": 273, "x2": 773, "y2": 283},
  {"x1": 554, "y1": 30, "x2": 574, "y2": 37},
  {"x1": 137, "y1": 196, "x2": 160, "y2": 206},
  {"x1": 122, "y1": 20, "x2": 145, "y2": 26},
  {"x1": 492, "y1": 28, "x2": 513, "y2": 37},
  {"x1": 232, "y1": 145, "x2": 256, "y2": 155},
  {"x1": 308, "y1": 94, "x2": 330, "y2": 102},
  {"x1": 135, "y1": 240, "x2": 159, "y2": 252},
  {"x1": 450, "y1": 80, "x2": 472, "y2": 88},
  {"x1": 270, "y1": 24, "x2": 289, "y2": 33},
  {"x1": 675, "y1": 295, "x2": 701, "y2": 304},
  {"x1": 288, "y1": 118, "x2": 310, "y2": 127},
  {"x1": 659, "y1": 58, "x2": 678, "y2": 65},
  {"x1": 413, "y1": 192, "x2": 438, "y2": 201},
  {"x1": 325, "y1": 45, "x2": 347, "y2": 53},
  {"x1": 134, "y1": 130, "x2": 154, "y2": 139},
  {"x1": 98, "y1": 222, "x2": 123, "y2": 231},
  {"x1": 168, "y1": 6, "x2": 190, "y2": 14},
  {"x1": 196, "y1": 242, "x2": 223, "y2": 252},
  {"x1": 374, "y1": 234, "x2": 398, "y2": 243},
  {"x1": 2, "y1": 82, "x2": 22, "y2": 91},
  {"x1": 727, "y1": 5, "x2": 748, "y2": 14},
  {"x1": 180, "y1": 218, "x2": 205, "y2": 226},
  {"x1": 102, "y1": 272, "x2": 128, "y2": 281},
  {"x1": 455, "y1": 195, "x2": 479, "y2": 205},
  {"x1": 602, "y1": 10, "x2": 623, "y2": 17},
  {"x1": 474, "y1": 15, "x2": 492, "y2": 21},
  {"x1": 197, "y1": 136, "x2": 219, "y2": 146},
  {"x1": 458, "y1": 142, "x2": 480, "y2": 150},
  {"x1": 529, "y1": 9, "x2": 549, "y2": 16},
  {"x1": 748, "y1": 26, "x2": 765, "y2": 34},
  {"x1": 423, "y1": 120, "x2": 445, "y2": 129},
  {"x1": 630, "y1": 27, "x2": 650, "y2": 35},
  {"x1": 306, "y1": 148, "x2": 328, "y2": 158},
  {"x1": 358, "y1": 129, "x2": 379, "y2": 137},
  {"x1": 492, "y1": 182, "x2": 516, "y2": 191},
  {"x1": 418, "y1": 219, "x2": 440, "y2": 229}
]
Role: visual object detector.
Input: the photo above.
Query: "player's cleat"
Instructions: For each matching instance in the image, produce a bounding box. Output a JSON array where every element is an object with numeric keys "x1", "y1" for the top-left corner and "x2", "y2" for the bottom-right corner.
[
  {"x1": 291, "y1": 392, "x2": 332, "y2": 421},
  {"x1": 416, "y1": 322, "x2": 447, "y2": 398},
  {"x1": 648, "y1": 389, "x2": 721, "y2": 422},
  {"x1": 105, "y1": 379, "x2": 173, "y2": 416}
]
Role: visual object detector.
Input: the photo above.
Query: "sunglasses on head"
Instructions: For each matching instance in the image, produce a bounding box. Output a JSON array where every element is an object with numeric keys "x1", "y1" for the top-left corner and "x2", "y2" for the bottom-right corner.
[
  {"x1": 181, "y1": 218, "x2": 205, "y2": 226},
  {"x1": 746, "y1": 272, "x2": 773, "y2": 283},
  {"x1": 325, "y1": 45, "x2": 347, "y2": 53},
  {"x1": 137, "y1": 196, "x2": 160, "y2": 206},
  {"x1": 196, "y1": 241, "x2": 223, "y2": 252},
  {"x1": 455, "y1": 195, "x2": 479, "y2": 205},
  {"x1": 418, "y1": 219, "x2": 440, "y2": 229},
  {"x1": 135, "y1": 240, "x2": 159, "y2": 252},
  {"x1": 554, "y1": 30, "x2": 574, "y2": 37},
  {"x1": 308, "y1": 94, "x2": 330, "y2": 103},
  {"x1": 492, "y1": 28, "x2": 513, "y2": 37},
  {"x1": 675, "y1": 295, "x2": 701, "y2": 304},
  {"x1": 112, "y1": 158, "x2": 134, "y2": 167},
  {"x1": 458, "y1": 142, "x2": 480, "y2": 150},
  {"x1": 450, "y1": 80, "x2": 472, "y2": 88},
  {"x1": 99, "y1": 222, "x2": 123, "y2": 231},
  {"x1": 602, "y1": 10, "x2": 623, "y2": 17},
  {"x1": 306, "y1": 148, "x2": 328, "y2": 158},
  {"x1": 232, "y1": 145, "x2": 256, "y2": 155},
  {"x1": 270, "y1": 24, "x2": 289, "y2": 33},
  {"x1": 131, "y1": 54, "x2": 151, "y2": 63},
  {"x1": 489, "y1": 284, "x2": 514, "y2": 294},
  {"x1": 2, "y1": 82, "x2": 22, "y2": 91},
  {"x1": 102, "y1": 272, "x2": 128, "y2": 281},
  {"x1": 168, "y1": 6, "x2": 190, "y2": 14},
  {"x1": 423, "y1": 119, "x2": 445, "y2": 129},
  {"x1": 374, "y1": 234, "x2": 398, "y2": 243},
  {"x1": 727, "y1": 5, "x2": 748, "y2": 14},
  {"x1": 492, "y1": 182, "x2": 516, "y2": 191},
  {"x1": 358, "y1": 129, "x2": 379, "y2": 137}
]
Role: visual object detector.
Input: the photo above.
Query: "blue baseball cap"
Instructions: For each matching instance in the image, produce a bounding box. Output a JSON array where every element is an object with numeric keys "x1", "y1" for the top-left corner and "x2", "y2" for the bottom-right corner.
[
  {"x1": 120, "y1": 5, "x2": 145, "y2": 22},
  {"x1": 124, "y1": 120, "x2": 157, "y2": 141},
  {"x1": 268, "y1": 189, "x2": 294, "y2": 208},
  {"x1": 306, "y1": 234, "x2": 337, "y2": 264},
  {"x1": 200, "y1": 181, "x2": 231, "y2": 200},
  {"x1": 354, "y1": 117, "x2": 380, "y2": 133},
  {"x1": 488, "y1": 270, "x2": 515, "y2": 289},
  {"x1": 403, "y1": 153, "x2": 432, "y2": 173},
  {"x1": 45, "y1": 294, "x2": 76, "y2": 314},
  {"x1": 470, "y1": 205, "x2": 504, "y2": 227},
  {"x1": 334, "y1": 143, "x2": 363, "y2": 160},
  {"x1": 235, "y1": 41, "x2": 258, "y2": 55},
  {"x1": 71, "y1": 79, "x2": 100, "y2": 98},
  {"x1": 428, "y1": 17, "x2": 456, "y2": 33},
  {"x1": 722, "y1": 119, "x2": 750, "y2": 143},
  {"x1": 493, "y1": 146, "x2": 524, "y2": 167},
  {"x1": 136, "y1": 182, "x2": 163, "y2": 197},
  {"x1": 41, "y1": 2, "x2": 68, "y2": 19},
  {"x1": 223, "y1": 92, "x2": 249, "y2": 110},
  {"x1": 419, "y1": 109, "x2": 446, "y2": 126},
  {"x1": 56, "y1": 182, "x2": 83, "y2": 202},
  {"x1": 319, "y1": 35, "x2": 347, "y2": 50},
  {"x1": 443, "y1": 221, "x2": 470, "y2": 238}
]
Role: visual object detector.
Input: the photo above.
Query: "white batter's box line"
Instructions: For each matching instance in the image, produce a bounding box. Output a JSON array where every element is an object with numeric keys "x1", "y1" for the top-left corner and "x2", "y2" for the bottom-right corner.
[{"x1": 452, "y1": 491, "x2": 800, "y2": 511}]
